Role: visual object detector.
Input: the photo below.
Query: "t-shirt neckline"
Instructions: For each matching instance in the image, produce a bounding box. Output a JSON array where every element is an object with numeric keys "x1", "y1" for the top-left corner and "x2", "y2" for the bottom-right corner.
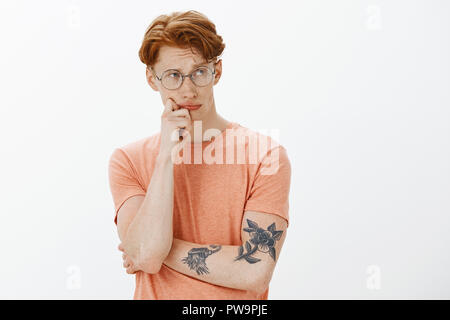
[{"x1": 189, "y1": 121, "x2": 237, "y2": 145}]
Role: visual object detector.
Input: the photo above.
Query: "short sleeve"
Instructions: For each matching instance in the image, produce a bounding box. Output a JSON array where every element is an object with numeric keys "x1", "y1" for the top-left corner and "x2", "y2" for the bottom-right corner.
[
  {"x1": 244, "y1": 145, "x2": 292, "y2": 227},
  {"x1": 108, "y1": 148, "x2": 146, "y2": 225}
]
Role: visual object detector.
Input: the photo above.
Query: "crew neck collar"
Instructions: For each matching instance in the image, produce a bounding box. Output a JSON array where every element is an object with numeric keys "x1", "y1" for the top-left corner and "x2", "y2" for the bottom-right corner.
[{"x1": 190, "y1": 121, "x2": 237, "y2": 145}]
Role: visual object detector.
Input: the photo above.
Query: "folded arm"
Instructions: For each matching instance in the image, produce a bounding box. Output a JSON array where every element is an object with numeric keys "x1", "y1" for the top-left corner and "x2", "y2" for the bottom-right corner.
[
  {"x1": 117, "y1": 198, "x2": 288, "y2": 294},
  {"x1": 162, "y1": 210, "x2": 287, "y2": 294}
]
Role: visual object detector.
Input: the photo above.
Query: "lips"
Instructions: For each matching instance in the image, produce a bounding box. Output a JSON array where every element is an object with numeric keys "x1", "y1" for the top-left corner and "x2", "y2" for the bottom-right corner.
[{"x1": 178, "y1": 104, "x2": 202, "y2": 110}]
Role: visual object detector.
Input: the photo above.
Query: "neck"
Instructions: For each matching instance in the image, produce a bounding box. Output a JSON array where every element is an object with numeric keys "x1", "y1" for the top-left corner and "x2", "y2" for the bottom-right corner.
[
  {"x1": 188, "y1": 99, "x2": 230, "y2": 142},
  {"x1": 188, "y1": 115, "x2": 229, "y2": 143}
]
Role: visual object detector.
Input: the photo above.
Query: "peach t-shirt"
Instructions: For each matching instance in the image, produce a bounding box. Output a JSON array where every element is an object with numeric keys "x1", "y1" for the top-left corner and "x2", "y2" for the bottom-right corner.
[{"x1": 108, "y1": 121, "x2": 291, "y2": 300}]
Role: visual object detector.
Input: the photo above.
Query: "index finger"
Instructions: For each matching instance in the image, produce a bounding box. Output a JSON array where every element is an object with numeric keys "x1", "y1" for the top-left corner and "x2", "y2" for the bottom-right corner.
[{"x1": 164, "y1": 98, "x2": 179, "y2": 114}]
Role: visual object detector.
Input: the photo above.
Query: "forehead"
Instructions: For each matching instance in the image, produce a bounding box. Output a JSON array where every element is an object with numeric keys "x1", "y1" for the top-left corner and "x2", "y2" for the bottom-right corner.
[{"x1": 155, "y1": 46, "x2": 208, "y2": 72}]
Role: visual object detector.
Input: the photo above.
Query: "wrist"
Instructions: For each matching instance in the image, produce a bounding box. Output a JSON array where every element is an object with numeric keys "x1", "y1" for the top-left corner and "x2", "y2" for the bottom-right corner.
[{"x1": 156, "y1": 152, "x2": 173, "y2": 164}]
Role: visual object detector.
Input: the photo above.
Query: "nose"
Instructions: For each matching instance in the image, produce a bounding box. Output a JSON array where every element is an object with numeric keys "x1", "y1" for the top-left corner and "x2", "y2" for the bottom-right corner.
[{"x1": 178, "y1": 75, "x2": 198, "y2": 97}]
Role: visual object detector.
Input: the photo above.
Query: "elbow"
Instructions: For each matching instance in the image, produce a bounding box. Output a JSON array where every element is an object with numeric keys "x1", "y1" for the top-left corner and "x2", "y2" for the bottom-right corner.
[
  {"x1": 254, "y1": 277, "x2": 271, "y2": 295},
  {"x1": 143, "y1": 261, "x2": 163, "y2": 274},
  {"x1": 247, "y1": 268, "x2": 272, "y2": 295},
  {"x1": 122, "y1": 239, "x2": 171, "y2": 275},
  {"x1": 138, "y1": 251, "x2": 169, "y2": 275}
]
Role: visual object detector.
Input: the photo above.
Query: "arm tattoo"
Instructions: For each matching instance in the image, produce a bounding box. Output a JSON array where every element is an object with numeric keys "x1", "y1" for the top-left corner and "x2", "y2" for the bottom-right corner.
[
  {"x1": 181, "y1": 245, "x2": 222, "y2": 275},
  {"x1": 235, "y1": 219, "x2": 283, "y2": 264}
]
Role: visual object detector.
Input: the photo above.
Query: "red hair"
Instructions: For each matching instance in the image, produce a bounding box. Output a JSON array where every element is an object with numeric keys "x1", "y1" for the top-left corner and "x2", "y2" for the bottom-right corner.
[{"x1": 138, "y1": 10, "x2": 226, "y2": 67}]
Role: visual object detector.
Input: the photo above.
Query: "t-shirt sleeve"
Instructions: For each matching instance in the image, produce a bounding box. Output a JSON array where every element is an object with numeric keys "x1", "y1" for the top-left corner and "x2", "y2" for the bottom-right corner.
[
  {"x1": 243, "y1": 145, "x2": 292, "y2": 227},
  {"x1": 108, "y1": 148, "x2": 146, "y2": 225}
]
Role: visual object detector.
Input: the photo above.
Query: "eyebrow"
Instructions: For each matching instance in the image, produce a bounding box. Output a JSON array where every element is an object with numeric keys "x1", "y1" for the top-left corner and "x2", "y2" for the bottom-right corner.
[{"x1": 163, "y1": 61, "x2": 209, "y2": 72}]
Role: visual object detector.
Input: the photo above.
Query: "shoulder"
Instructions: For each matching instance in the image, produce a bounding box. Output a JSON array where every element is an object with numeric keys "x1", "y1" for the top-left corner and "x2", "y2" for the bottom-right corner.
[{"x1": 111, "y1": 132, "x2": 161, "y2": 162}]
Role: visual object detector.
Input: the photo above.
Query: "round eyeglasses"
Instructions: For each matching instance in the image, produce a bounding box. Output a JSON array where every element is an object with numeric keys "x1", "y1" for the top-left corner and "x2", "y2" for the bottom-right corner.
[{"x1": 148, "y1": 64, "x2": 216, "y2": 90}]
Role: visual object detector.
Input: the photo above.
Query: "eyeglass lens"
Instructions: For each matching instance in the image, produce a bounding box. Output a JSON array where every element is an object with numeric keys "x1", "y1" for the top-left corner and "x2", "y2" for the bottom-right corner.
[{"x1": 161, "y1": 67, "x2": 213, "y2": 89}]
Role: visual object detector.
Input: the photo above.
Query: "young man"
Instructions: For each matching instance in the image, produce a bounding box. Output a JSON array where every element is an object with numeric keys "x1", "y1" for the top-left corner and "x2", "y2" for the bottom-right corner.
[{"x1": 108, "y1": 10, "x2": 291, "y2": 299}]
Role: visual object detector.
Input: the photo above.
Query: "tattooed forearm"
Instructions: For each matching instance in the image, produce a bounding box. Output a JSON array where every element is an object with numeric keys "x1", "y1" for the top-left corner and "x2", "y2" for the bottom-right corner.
[
  {"x1": 235, "y1": 219, "x2": 283, "y2": 264},
  {"x1": 181, "y1": 245, "x2": 222, "y2": 275}
]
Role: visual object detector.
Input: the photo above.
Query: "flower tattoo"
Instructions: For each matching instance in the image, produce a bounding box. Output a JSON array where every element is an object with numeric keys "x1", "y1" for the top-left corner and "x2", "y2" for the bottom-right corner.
[
  {"x1": 181, "y1": 245, "x2": 222, "y2": 275},
  {"x1": 235, "y1": 219, "x2": 283, "y2": 264}
]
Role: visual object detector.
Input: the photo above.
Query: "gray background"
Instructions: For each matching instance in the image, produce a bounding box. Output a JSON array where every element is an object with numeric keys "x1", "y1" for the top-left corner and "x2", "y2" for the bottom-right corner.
[{"x1": 0, "y1": 0, "x2": 449, "y2": 299}]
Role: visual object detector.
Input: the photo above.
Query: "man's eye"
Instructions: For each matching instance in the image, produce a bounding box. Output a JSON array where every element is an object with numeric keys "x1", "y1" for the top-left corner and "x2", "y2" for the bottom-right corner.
[
  {"x1": 169, "y1": 72, "x2": 180, "y2": 78},
  {"x1": 194, "y1": 69, "x2": 205, "y2": 76}
]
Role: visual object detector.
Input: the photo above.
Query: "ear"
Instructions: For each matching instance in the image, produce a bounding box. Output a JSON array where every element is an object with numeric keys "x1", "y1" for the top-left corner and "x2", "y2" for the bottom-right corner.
[
  {"x1": 146, "y1": 67, "x2": 160, "y2": 92},
  {"x1": 213, "y1": 59, "x2": 222, "y2": 86}
]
